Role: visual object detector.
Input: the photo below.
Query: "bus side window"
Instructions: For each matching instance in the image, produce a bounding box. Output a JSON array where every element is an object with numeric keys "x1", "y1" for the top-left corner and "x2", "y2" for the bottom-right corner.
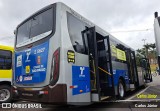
[
  {"x1": 67, "y1": 12, "x2": 87, "y2": 54},
  {"x1": 0, "y1": 50, "x2": 12, "y2": 70}
]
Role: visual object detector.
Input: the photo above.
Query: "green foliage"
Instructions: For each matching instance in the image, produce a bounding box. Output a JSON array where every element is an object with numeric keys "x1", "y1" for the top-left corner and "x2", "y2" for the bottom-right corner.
[
  {"x1": 136, "y1": 43, "x2": 156, "y2": 65},
  {"x1": 136, "y1": 43, "x2": 156, "y2": 58}
]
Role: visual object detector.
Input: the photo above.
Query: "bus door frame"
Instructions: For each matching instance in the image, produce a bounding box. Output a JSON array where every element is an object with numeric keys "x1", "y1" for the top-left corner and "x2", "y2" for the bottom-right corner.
[
  {"x1": 103, "y1": 36, "x2": 116, "y2": 97},
  {"x1": 82, "y1": 27, "x2": 115, "y2": 101},
  {"x1": 142, "y1": 58, "x2": 152, "y2": 82},
  {"x1": 82, "y1": 26, "x2": 100, "y2": 101},
  {"x1": 81, "y1": 27, "x2": 100, "y2": 101},
  {"x1": 126, "y1": 49, "x2": 139, "y2": 88}
]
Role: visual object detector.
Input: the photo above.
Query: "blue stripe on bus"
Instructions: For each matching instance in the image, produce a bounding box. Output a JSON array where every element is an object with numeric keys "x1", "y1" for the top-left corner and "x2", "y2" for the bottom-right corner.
[{"x1": 108, "y1": 69, "x2": 129, "y2": 87}]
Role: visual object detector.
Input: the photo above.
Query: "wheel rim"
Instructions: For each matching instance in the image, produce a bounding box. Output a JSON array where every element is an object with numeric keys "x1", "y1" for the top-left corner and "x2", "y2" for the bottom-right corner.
[
  {"x1": 119, "y1": 83, "x2": 124, "y2": 97},
  {"x1": 0, "y1": 89, "x2": 10, "y2": 101}
]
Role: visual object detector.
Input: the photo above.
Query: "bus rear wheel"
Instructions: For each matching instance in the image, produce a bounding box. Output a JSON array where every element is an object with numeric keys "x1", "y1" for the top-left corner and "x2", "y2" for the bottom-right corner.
[
  {"x1": 0, "y1": 85, "x2": 12, "y2": 103},
  {"x1": 117, "y1": 79, "x2": 125, "y2": 99}
]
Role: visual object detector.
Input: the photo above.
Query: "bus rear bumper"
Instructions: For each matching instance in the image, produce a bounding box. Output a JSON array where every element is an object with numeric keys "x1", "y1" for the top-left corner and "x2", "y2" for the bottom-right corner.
[{"x1": 12, "y1": 84, "x2": 67, "y2": 104}]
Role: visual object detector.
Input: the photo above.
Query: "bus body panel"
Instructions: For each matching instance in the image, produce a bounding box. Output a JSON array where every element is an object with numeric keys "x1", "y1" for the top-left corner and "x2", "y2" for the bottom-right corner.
[
  {"x1": 0, "y1": 45, "x2": 13, "y2": 102},
  {"x1": 137, "y1": 67, "x2": 145, "y2": 86},
  {"x1": 154, "y1": 13, "x2": 160, "y2": 69},
  {"x1": 154, "y1": 18, "x2": 160, "y2": 56},
  {"x1": 0, "y1": 45, "x2": 13, "y2": 80},
  {"x1": 0, "y1": 70, "x2": 12, "y2": 79},
  {"x1": 60, "y1": 3, "x2": 91, "y2": 104},
  {"x1": 111, "y1": 61, "x2": 129, "y2": 94},
  {"x1": 14, "y1": 41, "x2": 49, "y2": 84}
]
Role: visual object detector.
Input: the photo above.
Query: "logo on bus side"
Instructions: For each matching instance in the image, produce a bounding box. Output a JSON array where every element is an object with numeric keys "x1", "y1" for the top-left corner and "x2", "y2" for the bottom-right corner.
[
  {"x1": 16, "y1": 75, "x2": 23, "y2": 82},
  {"x1": 19, "y1": 76, "x2": 23, "y2": 82},
  {"x1": 25, "y1": 49, "x2": 31, "y2": 62},
  {"x1": 79, "y1": 67, "x2": 85, "y2": 77},
  {"x1": 72, "y1": 65, "x2": 90, "y2": 95}
]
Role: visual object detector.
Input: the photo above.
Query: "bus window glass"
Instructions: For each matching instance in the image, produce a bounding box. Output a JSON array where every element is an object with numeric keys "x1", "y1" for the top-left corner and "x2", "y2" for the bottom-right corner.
[
  {"x1": 17, "y1": 20, "x2": 31, "y2": 44},
  {"x1": 67, "y1": 12, "x2": 86, "y2": 54},
  {"x1": 0, "y1": 50, "x2": 12, "y2": 69},
  {"x1": 16, "y1": 8, "x2": 53, "y2": 45},
  {"x1": 30, "y1": 8, "x2": 53, "y2": 38}
]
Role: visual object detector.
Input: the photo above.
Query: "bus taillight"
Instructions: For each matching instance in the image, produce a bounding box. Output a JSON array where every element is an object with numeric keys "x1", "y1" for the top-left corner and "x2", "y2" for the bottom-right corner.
[{"x1": 50, "y1": 48, "x2": 60, "y2": 86}]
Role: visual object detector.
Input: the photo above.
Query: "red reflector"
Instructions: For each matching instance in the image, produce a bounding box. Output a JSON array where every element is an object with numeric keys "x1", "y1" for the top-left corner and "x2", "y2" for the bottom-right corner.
[
  {"x1": 44, "y1": 91, "x2": 48, "y2": 94},
  {"x1": 70, "y1": 86, "x2": 74, "y2": 89}
]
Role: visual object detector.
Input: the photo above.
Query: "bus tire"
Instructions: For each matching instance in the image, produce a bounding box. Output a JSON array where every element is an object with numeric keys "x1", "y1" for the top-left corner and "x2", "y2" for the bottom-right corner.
[
  {"x1": 0, "y1": 85, "x2": 12, "y2": 103},
  {"x1": 117, "y1": 79, "x2": 125, "y2": 99}
]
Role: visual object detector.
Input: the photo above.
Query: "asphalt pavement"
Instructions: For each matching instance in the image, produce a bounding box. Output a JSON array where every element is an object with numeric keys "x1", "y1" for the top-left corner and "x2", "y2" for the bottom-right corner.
[{"x1": 1, "y1": 74, "x2": 160, "y2": 111}]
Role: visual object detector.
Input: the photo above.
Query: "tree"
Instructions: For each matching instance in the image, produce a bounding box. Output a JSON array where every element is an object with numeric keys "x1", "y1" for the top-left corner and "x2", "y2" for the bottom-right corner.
[
  {"x1": 144, "y1": 43, "x2": 150, "y2": 58},
  {"x1": 136, "y1": 43, "x2": 157, "y2": 64}
]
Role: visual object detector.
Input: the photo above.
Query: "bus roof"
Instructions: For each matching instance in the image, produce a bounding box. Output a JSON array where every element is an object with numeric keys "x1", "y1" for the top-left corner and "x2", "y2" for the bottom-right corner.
[{"x1": 0, "y1": 45, "x2": 14, "y2": 51}]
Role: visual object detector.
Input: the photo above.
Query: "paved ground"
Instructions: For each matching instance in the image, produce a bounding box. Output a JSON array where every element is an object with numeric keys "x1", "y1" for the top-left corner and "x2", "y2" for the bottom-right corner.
[
  {"x1": 125, "y1": 75, "x2": 160, "y2": 101},
  {"x1": 1, "y1": 74, "x2": 160, "y2": 111}
]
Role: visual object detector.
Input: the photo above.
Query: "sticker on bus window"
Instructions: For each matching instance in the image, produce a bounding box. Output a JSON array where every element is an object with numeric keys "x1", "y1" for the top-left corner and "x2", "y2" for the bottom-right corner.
[
  {"x1": 37, "y1": 56, "x2": 41, "y2": 64},
  {"x1": 116, "y1": 48, "x2": 126, "y2": 61},
  {"x1": 25, "y1": 65, "x2": 30, "y2": 74},
  {"x1": 16, "y1": 55, "x2": 22, "y2": 67},
  {"x1": 67, "y1": 50, "x2": 75, "y2": 63}
]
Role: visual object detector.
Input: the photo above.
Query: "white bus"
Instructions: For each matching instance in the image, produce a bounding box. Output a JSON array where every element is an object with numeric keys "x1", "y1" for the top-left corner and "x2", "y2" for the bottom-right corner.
[
  {"x1": 154, "y1": 12, "x2": 160, "y2": 69},
  {"x1": 12, "y1": 2, "x2": 152, "y2": 105}
]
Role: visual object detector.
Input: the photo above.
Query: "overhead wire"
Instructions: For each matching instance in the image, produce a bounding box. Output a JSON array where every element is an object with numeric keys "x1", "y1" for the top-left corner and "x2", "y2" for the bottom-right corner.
[{"x1": 110, "y1": 28, "x2": 153, "y2": 33}]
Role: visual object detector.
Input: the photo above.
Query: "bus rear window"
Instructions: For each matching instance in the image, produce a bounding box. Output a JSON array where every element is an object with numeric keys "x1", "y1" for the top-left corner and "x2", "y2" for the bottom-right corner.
[{"x1": 16, "y1": 8, "x2": 53, "y2": 45}]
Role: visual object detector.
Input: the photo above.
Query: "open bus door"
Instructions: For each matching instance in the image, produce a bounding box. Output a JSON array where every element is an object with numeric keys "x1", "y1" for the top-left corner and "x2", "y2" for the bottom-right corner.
[
  {"x1": 82, "y1": 27, "x2": 100, "y2": 101},
  {"x1": 142, "y1": 58, "x2": 152, "y2": 82},
  {"x1": 82, "y1": 27, "x2": 115, "y2": 101},
  {"x1": 126, "y1": 49, "x2": 139, "y2": 89}
]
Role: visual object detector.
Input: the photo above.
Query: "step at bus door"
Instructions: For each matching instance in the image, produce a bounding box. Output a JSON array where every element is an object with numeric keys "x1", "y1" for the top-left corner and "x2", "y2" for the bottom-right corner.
[{"x1": 82, "y1": 26, "x2": 100, "y2": 102}]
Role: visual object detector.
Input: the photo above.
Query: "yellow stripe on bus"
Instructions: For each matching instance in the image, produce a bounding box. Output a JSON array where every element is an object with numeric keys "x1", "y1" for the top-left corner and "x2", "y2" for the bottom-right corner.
[{"x1": 0, "y1": 70, "x2": 12, "y2": 78}]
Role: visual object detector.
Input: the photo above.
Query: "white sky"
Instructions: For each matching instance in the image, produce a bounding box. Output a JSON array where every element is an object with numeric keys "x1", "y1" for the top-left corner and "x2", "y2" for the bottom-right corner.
[{"x1": 0, "y1": 0, "x2": 159, "y2": 49}]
